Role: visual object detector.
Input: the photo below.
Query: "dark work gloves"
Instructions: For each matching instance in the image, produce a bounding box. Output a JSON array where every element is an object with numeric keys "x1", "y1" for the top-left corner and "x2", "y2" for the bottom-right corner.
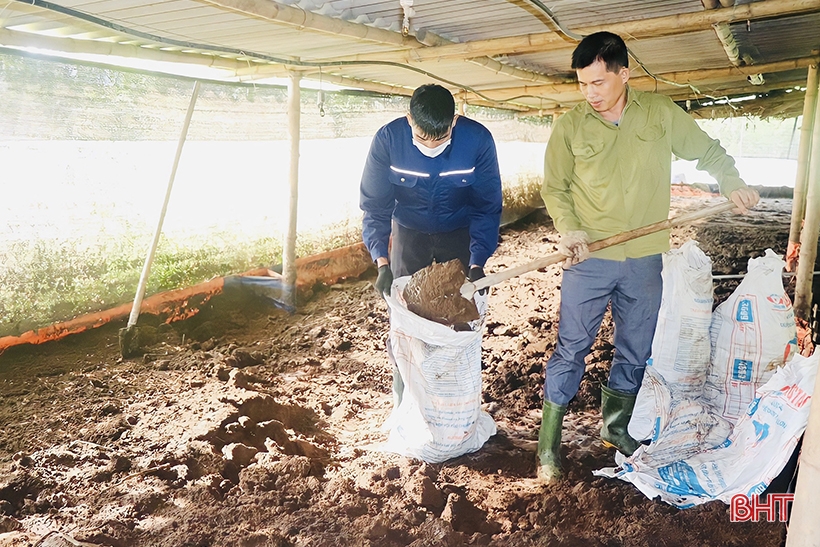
[
  {"x1": 374, "y1": 264, "x2": 393, "y2": 297},
  {"x1": 468, "y1": 265, "x2": 488, "y2": 295}
]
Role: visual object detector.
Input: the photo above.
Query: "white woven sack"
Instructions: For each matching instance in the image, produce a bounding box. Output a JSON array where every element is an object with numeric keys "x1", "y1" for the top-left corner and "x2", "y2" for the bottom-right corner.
[
  {"x1": 629, "y1": 240, "x2": 713, "y2": 441},
  {"x1": 380, "y1": 276, "x2": 495, "y2": 463},
  {"x1": 704, "y1": 249, "x2": 797, "y2": 422},
  {"x1": 596, "y1": 351, "x2": 817, "y2": 508}
]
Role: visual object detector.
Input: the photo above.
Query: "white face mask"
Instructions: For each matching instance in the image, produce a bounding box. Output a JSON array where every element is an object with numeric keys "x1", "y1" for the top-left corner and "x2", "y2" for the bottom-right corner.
[{"x1": 412, "y1": 138, "x2": 451, "y2": 158}]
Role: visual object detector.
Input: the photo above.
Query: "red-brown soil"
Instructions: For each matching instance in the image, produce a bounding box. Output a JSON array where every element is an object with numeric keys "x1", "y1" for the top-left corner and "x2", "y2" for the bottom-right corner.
[{"x1": 0, "y1": 195, "x2": 796, "y2": 547}]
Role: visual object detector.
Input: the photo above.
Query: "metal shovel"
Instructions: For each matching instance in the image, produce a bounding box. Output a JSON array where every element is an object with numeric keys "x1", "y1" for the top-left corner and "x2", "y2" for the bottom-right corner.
[{"x1": 460, "y1": 200, "x2": 738, "y2": 300}]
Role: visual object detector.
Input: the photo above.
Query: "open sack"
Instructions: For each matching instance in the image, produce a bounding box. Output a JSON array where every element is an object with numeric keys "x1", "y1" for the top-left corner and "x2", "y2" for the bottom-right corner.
[
  {"x1": 379, "y1": 276, "x2": 496, "y2": 463},
  {"x1": 600, "y1": 244, "x2": 806, "y2": 507}
]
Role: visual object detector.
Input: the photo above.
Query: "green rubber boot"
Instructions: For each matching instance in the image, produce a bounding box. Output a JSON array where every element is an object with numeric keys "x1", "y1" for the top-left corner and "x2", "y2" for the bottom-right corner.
[
  {"x1": 600, "y1": 385, "x2": 640, "y2": 456},
  {"x1": 535, "y1": 400, "x2": 566, "y2": 484}
]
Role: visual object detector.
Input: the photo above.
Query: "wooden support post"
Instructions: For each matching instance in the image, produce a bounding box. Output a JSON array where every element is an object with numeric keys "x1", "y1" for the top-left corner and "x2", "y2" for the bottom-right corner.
[
  {"x1": 788, "y1": 63, "x2": 819, "y2": 271},
  {"x1": 794, "y1": 67, "x2": 820, "y2": 321},
  {"x1": 127, "y1": 81, "x2": 200, "y2": 329},
  {"x1": 784, "y1": 356, "x2": 820, "y2": 547},
  {"x1": 282, "y1": 72, "x2": 301, "y2": 309}
]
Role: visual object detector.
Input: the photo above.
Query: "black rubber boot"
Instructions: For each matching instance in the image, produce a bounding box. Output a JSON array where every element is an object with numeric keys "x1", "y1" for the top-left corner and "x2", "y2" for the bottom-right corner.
[
  {"x1": 536, "y1": 400, "x2": 566, "y2": 484},
  {"x1": 601, "y1": 385, "x2": 640, "y2": 456}
]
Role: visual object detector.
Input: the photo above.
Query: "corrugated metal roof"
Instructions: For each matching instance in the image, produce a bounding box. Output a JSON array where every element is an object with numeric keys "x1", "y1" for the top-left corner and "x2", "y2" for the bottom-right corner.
[
  {"x1": 506, "y1": 30, "x2": 732, "y2": 77},
  {"x1": 0, "y1": 0, "x2": 818, "y2": 116},
  {"x1": 731, "y1": 13, "x2": 820, "y2": 65},
  {"x1": 532, "y1": 0, "x2": 706, "y2": 28},
  {"x1": 626, "y1": 31, "x2": 733, "y2": 74}
]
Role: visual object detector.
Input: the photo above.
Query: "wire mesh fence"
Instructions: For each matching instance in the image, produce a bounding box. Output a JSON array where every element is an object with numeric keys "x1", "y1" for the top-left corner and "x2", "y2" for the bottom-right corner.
[{"x1": 0, "y1": 51, "x2": 550, "y2": 337}]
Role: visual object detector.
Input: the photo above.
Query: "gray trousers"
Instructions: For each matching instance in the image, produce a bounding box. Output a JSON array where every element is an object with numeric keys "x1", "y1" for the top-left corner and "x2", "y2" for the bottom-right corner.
[{"x1": 544, "y1": 255, "x2": 663, "y2": 406}]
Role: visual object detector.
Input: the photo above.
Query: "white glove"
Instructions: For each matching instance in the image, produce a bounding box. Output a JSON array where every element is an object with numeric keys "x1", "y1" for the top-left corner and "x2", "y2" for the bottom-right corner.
[{"x1": 557, "y1": 230, "x2": 590, "y2": 269}]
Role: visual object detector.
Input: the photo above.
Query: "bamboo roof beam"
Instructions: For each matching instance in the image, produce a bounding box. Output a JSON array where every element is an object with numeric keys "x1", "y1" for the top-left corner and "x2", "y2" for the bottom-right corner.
[
  {"x1": 232, "y1": 54, "x2": 570, "y2": 87},
  {"x1": 241, "y1": 67, "x2": 531, "y2": 110},
  {"x1": 664, "y1": 79, "x2": 808, "y2": 101},
  {"x1": 201, "y1": 0, "x2": 415, "y2": 47},
  {"x1": 204, "y1": 0, "x2": 567, "y2": 86},
  {"x1": 414, "y1": 29, "x2": 571, "y2": 85},
  {"x1": 0, "y1": 28, "x2": 246, "y2": 71},
  {"x1": 323, "y1": 0, "x2": 820, "y2": 64},
  {"x1": 231, "y1": 32, "x2": 568, "y2": 87},
  {"x1": 634, "y1": 57, "x2": 818, "y2": 86},
  {"x1": 300, "y1": 72, "x2": 531, "y2": 110},
  {"x1": 241, "y1": 69, "x2": 416, "y2": 97},
  {"x1": 513, "y1": 107, "x2": 568, "y2": 118},
  {"x1": 480, "y1": 57, "x2": 819, "y2": 101}
]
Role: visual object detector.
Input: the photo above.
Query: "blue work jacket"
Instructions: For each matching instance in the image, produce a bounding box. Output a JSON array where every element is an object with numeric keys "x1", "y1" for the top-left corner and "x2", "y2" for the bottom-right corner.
[{"x1": 359, "y1": 116, "x2": 502, "y2": 267}]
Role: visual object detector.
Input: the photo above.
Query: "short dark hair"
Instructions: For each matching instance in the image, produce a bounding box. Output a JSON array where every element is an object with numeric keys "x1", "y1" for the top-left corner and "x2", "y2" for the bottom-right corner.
[
  {"x1": 409, "y1": 84, "x2": 455, "y2": 139},
  {"x1": 571, "y1": 31, "x2": 629, "y2": 72}
]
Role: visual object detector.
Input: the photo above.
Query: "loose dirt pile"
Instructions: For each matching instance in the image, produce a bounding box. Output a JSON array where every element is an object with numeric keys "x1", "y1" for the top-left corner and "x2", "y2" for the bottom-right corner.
[
  {"x1": 402, "y1": 259, "x2": 479, "y2": 326},
  {"x1": 0, "y1": 196, "x2": 796, "y2": 546}
]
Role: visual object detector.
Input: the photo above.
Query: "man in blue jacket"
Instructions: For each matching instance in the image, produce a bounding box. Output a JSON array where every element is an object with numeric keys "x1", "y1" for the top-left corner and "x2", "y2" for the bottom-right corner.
[
  {"x1": 360, "y1": 83, "x2": 503, "y2": 403},
  {"x1": 360, "y1": 83, "x2": 503, "y2": 293}
]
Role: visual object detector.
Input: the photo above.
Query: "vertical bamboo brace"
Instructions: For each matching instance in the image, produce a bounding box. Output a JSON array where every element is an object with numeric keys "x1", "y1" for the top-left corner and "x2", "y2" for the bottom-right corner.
[
  {"x1": 127, "y1": 81, "x2": 200, "y2": 328},
  {"x1": 788, "y1": 64, "x2": 819, "y2": 271},
  {"x1": 282, "y1": 72, "x2": 301, "y2": 308},
  {"x1": 784, "y1": 360, "x2": 820, "y2": 547},
  {"x1": 794, "y1": 69, "x2": 820, "y2": 321}
]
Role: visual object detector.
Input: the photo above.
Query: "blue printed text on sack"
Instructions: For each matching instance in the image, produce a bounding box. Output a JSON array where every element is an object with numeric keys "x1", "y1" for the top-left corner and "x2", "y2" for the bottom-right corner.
[{"x1": 736, "y1": 299, "x2": 754, "y2": 322}]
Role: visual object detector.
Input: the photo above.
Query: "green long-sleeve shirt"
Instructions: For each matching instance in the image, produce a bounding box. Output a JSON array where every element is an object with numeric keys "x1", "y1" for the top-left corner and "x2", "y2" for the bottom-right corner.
[{"x1": 542, "y1": 87, "x2": 746, "y2": 260}]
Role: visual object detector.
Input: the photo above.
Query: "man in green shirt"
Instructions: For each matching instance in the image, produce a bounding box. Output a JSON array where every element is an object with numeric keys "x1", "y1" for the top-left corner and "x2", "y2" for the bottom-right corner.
[{"x1": 536, "y1": 31, "x2": 759, "y2": 484}]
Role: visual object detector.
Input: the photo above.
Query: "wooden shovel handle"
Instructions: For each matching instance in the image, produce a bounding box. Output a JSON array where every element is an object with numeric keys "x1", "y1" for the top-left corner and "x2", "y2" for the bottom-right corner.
[{"x1": 468, "y1": 200, "x2": 737, "y2": 295}]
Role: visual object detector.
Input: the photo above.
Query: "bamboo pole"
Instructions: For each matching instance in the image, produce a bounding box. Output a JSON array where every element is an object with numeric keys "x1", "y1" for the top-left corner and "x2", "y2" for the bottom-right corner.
[
  {"x1": 663, "y1": 78, "x2": 809, "y2": 102},
  {"x1": 126, "y1": 81, "x2": 200, "y2": 329},
  {"x1": 788, "y1": 63, "x2": 820, "y2": 271},
  {"x1": 202, "y1": 0, "x2": 412, "y2": 47},
  {"x1": 240, "y1": 69, "x2": 414, "y2": 97},
  {"x1": 462, "y1": 201, "x2": 736, "y2": 298},
  {"x1": 478, "y1": 57, "x2": 818, "y2": 101},
  {"x1": 233, "y1": 31, "x2": 568, "y2": 88},
  {"x1": 204, "y1": 0, "x2": 567, "y2": 87},
  {"x1": 712, "y1": 22, "x2": 741, "y2": 66},
  {"x1": 325, "y1": 0, "x2": 820, "y2": 64},
  {"x1": 784, "y1": 358, "x2": 820, "y2": 547},
  {"x1": 0, "y1": 29, "x2": 243, "y2": 71},
  {"x1": 282, "y1": 72, "x2": 301, "y2": 309},
  {"x1": 414, "y1": 29, "x2": 571, "y2": 86},
  {"x1": 794, "y1": 68, "x2": 820, "y2": 320}
]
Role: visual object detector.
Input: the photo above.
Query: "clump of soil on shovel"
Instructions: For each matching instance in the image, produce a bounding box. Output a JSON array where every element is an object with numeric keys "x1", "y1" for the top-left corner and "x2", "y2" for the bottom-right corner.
[{"x1": 403, "y1": 259, "x2": 480, "y2": 326}]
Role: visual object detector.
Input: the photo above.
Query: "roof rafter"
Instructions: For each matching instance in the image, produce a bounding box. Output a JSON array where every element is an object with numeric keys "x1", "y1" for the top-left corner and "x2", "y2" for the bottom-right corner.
[
  {"x1": 321, "y1": 0, "x2": 820, "y2": 64},
  {"x1": 478, "y1": 56, "x2": 819, "y2": 101},
  {"x1": 666, "y1": 79, "x2": 809, "y2": 101},
  {"x1": 200, "y1": 0, "x2": 413, "y2": 46},
  {"x1": 0, "y1": 27, "x2": 247, "y2": 71},
  {"x1": 202, "y1": 0, "x2": 568, "y2": 86}
]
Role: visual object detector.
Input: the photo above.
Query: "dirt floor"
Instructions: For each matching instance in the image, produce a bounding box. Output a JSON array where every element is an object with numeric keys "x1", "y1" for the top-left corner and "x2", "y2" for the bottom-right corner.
[{"x1": 0, "y1": 195, "x2": 799, "y2": 547}]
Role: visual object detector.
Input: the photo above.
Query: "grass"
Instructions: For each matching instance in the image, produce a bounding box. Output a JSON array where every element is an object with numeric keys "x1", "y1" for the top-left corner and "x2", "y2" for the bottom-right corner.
[
  {"x1": 501, "y1": 173, "x2": 544, "y2": 225},
  {"x1": 0, "y1": 220, "x2": 363, "y2": 338},
  {"x1": 0, "y1": 183, "x2": 538, "y2": 338}
]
